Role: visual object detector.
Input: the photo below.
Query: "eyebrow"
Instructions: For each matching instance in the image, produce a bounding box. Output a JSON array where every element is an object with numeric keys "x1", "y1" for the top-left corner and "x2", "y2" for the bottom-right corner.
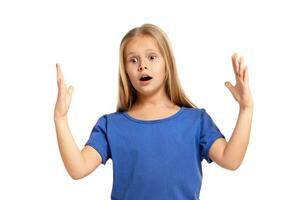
[{"x1": 126, "y1": 49, "x2": 157, "y2": 57}]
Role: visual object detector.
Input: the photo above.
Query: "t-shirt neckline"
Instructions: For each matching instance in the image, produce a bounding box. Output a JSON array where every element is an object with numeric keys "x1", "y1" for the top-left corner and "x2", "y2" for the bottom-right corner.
[{"x1": 122, "y1": 106, "x2": 186, "y2": 124}]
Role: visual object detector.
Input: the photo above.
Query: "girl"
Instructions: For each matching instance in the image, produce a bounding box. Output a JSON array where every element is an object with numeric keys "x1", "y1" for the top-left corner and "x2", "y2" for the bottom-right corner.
[{"x1": 54, "y1": 23, "x2": 253, "y2": 200}]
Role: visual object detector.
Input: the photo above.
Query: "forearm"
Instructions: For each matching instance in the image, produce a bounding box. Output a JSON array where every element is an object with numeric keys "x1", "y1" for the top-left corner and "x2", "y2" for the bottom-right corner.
[
  {"x1": 223, "y1": 106, "x2": 253, "y2": 168},
  {"x1": 54, "y1": 117, "x2": 86, "y2": 179}
]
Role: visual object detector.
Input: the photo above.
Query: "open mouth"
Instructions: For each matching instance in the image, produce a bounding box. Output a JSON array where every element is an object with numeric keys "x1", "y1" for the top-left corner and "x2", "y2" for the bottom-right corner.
[{"x1": 139, "y1": 76, "x2": 153, "y2": 81}]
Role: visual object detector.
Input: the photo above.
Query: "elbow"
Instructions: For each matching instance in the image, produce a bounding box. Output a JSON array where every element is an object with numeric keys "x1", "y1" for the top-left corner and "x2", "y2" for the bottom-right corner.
[
  {"x1": 221, "y1": 154, "x2": 244, "y2": 171},
  {"x1": 65, "y1": 163, "x2": 87, "y2": 180},
  {"x1": 226, "y1": 161, "x2": 242, "y2": 171},
  {"x1": 68, "y1": 170, "x2": 84, "y2": 180},
  {"x1": 70, "y1": 173, "x2": 84, "y2": 180},
  {"x1": 71, "y1": 174, "x2": 82, "y2": 180},
  {"x1": 227, "y1": 164, "x2": 239, "y2": 171}
]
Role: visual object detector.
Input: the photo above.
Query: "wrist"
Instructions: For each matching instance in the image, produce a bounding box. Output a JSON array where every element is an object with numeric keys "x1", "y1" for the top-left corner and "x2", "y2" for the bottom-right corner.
[
  {"x1": 54, "y1": 115, "x2": 68, "y2": 123},
  {"x1": 239, "y1": 105, "x2": 253, "y2": 113}
]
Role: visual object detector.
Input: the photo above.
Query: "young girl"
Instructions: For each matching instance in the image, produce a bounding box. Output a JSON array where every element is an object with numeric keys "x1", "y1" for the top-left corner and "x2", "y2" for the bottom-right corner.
[{"x1": 54, "y1": 23, "x2": 253, "y2": 200}]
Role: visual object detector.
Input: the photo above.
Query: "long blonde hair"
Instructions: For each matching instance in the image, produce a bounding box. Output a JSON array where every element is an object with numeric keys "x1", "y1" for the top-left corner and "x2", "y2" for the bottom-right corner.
[{"x1": 116, "y1": 23, "x2": 198, "y2": 112}]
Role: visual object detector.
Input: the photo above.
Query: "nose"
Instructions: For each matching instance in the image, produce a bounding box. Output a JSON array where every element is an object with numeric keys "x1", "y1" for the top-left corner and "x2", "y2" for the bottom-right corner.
[{"x1": 138, "y1": 63, "x2": 148, "y2": 71}]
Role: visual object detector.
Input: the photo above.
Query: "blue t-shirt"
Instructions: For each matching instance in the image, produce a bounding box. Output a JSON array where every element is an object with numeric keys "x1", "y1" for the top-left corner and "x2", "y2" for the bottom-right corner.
[{"x1": 85, "y1": 106, "x2": 225, "y2": 200}]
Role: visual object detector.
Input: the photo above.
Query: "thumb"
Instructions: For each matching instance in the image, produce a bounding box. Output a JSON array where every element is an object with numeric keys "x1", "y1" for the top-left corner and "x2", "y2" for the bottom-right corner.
[
  {"x1": 225, "y1": 81, "x2": 234, "y2": 92},
  {"x1": 68, "y1": 86, "x2": 74, "y2": 96}
]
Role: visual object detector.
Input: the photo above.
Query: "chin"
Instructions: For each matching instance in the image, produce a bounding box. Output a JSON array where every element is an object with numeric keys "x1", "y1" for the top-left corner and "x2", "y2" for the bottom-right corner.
[
  {"x1": 137, "y1": 88, "x2": 156, "y2": 96},
  {"x1": 138, "y1": 86, "x2": 163, "y2": 97},
  {"x1": 134, "y1": 79, "x2": 165, "y2": 96}
]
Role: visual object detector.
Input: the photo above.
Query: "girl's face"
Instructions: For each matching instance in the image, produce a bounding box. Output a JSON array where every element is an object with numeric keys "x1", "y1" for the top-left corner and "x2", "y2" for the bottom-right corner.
[{"x1": 124, "y1": 35, "x2": 166, "y2": 97}]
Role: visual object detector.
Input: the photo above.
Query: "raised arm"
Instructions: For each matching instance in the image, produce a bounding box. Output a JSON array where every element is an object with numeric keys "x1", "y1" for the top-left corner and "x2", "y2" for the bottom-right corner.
[
  {"x1": 54, "y1": 63, "x2": 102, "y2": 179},
  {"x1": 209, "y1": 53, "x2": 254, "y2": 170}
]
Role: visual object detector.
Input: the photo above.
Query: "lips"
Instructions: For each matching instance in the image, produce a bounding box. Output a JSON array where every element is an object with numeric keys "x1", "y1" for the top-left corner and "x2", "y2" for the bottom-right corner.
[{"x1": 139, "y1": 74, "x2": 153, "y2": 81}]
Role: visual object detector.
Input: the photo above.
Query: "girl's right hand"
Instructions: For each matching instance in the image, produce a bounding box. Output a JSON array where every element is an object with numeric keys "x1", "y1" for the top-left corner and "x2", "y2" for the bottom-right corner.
[{"x1": 54, "y1": 63, "x2": 74, "y2": 119}]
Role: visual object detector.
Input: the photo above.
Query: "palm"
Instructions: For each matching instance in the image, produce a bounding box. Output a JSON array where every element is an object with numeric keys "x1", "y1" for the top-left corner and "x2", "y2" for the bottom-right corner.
[
  {"x1": 54, "y1": 63, "x2": 74, "y2": 118},
  {"x1": 225, "y1": 53, "x2": 253, "y2": 109}
]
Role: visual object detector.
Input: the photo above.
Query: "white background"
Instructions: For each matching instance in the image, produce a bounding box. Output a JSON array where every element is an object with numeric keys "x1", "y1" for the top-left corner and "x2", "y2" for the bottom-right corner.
[{"x1": 1, "y1": 0, "x2": 299, "y2": 199}]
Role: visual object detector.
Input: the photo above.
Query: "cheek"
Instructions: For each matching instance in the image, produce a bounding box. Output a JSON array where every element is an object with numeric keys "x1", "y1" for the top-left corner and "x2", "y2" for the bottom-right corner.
[
  {"x1": 126, "y1": 69, "x2": 138, "y2": 84},
  {"x1": 153, "y1": 63, "x2": 166, "y2": 79}
]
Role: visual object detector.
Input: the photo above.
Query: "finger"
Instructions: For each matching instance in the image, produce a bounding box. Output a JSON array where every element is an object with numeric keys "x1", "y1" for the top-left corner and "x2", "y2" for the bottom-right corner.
[
  {"x1": 68, "y1": 86, "x2": 74, "y2": 96},
  {"x1": 66, "y1": 86, "x2": 74, "y2": 109},
  {"x1": 57, "y1": 63, "x2": 65, "y2": 82},
  {"x1": 56, "y1": 65, "x2": 68, "y2": 94},
  {"x1": 225, "y1": 81, "x2": 235, "y2": 95},
  {"x1": 56, "y1": 63, "x2": 65, "y2": 85},
  {"x1": 56, "y1": 63, "x2": 60, "y2": 80},
  {"x1": 56, "y1": 63, "x2": 60, "y2": 86},
  {"x1": 56, "y1": 63, "x2": 62, "y2": 87},
  {"x1": 243, "y1": 65, "x2": 249, "y2": 84},
  {"x1": 239, "y1": 56, "x2": 245, "y2": 77},
  {"x1": 231, "y1": 53, "x2": 239, "y2": 76}
]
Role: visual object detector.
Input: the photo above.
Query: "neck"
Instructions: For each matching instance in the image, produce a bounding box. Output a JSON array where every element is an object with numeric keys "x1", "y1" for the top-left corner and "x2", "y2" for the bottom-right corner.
[{"x1": 135, "y1": 87, "x2": 174, "y2": 109}]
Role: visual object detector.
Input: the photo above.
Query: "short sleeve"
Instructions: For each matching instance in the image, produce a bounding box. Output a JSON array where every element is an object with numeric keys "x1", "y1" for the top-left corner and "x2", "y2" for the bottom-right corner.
[
  {"x1": 85, "y1": 114, "x2": 111, "y2": 165},
  {"x1": 199, "y1": 109, "x2": 225, "y2": 163}
]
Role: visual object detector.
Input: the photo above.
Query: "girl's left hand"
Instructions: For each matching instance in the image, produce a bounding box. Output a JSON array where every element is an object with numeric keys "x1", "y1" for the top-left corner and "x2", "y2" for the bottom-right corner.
[{"x1": 225, "y1": 53, "x2": 254, "y2": 110}]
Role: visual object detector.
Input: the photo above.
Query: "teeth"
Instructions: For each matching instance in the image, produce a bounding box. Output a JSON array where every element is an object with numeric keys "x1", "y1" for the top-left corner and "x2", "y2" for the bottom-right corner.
[{"x1": 140, "y1": 75, "x2": 150, "y2": 79}]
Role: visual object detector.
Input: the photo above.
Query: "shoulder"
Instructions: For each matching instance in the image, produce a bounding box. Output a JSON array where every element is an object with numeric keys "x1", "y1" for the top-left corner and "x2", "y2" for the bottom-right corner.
[
  {"x1": 182, "y1": 106, "x2": 207, "y2": 117},
  {"x1": 181, "y1": 107, "x2": 216, "y2": 125},
  {"x1": 94, "y1": 110, "x2": 126, "y2": 124}
]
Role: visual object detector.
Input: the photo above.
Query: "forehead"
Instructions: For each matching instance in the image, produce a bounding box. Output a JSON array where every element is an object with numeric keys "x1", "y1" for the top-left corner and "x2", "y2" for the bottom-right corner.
[{"x1": 125, "y1": 35, "x2": 161, "y2": 56}]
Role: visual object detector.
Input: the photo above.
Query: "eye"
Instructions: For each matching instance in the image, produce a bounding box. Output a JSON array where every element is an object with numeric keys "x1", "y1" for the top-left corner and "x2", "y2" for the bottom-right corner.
[
  {"x1": 149, "y1": 55, "x2": 157, "y2": 61},
  {"x1": 129, "y1": 57, "x2": 138, "y2": 63}
]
